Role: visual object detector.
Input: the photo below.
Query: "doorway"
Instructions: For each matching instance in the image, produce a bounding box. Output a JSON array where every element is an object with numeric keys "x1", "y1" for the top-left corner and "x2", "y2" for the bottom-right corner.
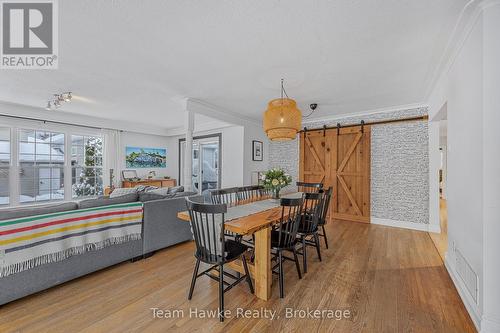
[
  {"x1": 179, "y1": 134, "x2": 221, "y2": 194},
  {"x1": 429, "y1": 113, "x2": 448, "y2": 260}
]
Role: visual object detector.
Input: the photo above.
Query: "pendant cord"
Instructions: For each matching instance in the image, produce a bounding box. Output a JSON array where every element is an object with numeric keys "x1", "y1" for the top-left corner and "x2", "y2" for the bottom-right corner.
[{"x1": 281, "y1": 78, "x2": 289, "y2": 99}]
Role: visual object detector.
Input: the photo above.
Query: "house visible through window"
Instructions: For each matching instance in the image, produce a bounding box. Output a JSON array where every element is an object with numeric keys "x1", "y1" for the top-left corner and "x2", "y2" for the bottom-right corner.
[
  {"x1": 19, "y1": 130, "x2": 65, "y2": 203},
  {"x1": 0, "y1": 127, "x2": 10, "y2": 206},
  {"x1": 71, "y1": 135, "x2": 103, "y2": 198}
]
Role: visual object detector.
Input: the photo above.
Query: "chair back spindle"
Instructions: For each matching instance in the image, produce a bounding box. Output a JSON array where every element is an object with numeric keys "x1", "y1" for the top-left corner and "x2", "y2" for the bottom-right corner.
[
  {"x1": 210, "y1": 187, "x2": 239, "y2": 206},
  {"x1": 186, "y1": 198, "x2": 227, "y2": 264},
  {"x1": 275, "y1": 197, "x2": 304, "y2": 249},
  {"x1": 300, "y1": 192, "x2": 324, "y2": 233},
  {"x1": 318, "y1": 187, "x2": 333, "y2": 225}
]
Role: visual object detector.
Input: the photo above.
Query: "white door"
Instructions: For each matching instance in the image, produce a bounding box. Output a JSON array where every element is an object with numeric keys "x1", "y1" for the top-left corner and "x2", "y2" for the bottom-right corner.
[{"x1": 180, "y1": 136, "x2": 220, "y2": 194}]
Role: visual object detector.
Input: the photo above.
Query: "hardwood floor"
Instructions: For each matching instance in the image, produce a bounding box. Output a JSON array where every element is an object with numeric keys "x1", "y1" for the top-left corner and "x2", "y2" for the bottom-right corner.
[
  {"x1": 429, "y1": 199, "x2": 448, "y2": 261},
  {"x1": 0, "y1": 219, "x2": 475, "y2": 333}
]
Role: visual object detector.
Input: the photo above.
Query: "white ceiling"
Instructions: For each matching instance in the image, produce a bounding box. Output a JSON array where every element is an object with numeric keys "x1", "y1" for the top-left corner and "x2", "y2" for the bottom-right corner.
[{"x1": 0, "y1": 0, "x2": 468, "y2": 130}]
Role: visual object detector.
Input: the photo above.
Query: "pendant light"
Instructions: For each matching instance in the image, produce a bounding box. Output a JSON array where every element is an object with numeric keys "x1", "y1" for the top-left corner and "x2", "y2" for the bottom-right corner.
[{"x1": 263, "y1": 79, "x2": 302, "y2": 141}]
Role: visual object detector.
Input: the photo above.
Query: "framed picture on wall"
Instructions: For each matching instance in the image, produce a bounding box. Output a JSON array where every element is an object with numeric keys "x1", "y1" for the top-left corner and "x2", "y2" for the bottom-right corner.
[
  {"x1": 125, "y1": 146, "x2": 167, "y2": 168},
  {"x1": 252, "y1": 140, "x2": 263, "y2": 161}
]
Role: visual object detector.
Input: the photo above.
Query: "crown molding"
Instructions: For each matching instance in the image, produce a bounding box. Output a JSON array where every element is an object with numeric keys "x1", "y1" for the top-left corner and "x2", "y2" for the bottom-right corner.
[
  {"x1": 424, "y1": 0, "x2": 500, "y2": 101},
  {"x1": 185, "y1": 98, "x2": 260, "y2": 127},
  {"x1": 0, "y1": 100, "x2": 171, "y2": 136},
  {"x1": 164, "y1": 119, "x2": 235, "y2": 137},
  {"x1": 302, "y1": 102, "x2": 428, "y2": 125}
]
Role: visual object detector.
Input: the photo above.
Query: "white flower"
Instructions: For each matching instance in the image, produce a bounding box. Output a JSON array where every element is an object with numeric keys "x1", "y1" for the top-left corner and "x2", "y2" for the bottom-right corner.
[{"x1": 271, "y1": 179, "x2": 279, "y2": 186}]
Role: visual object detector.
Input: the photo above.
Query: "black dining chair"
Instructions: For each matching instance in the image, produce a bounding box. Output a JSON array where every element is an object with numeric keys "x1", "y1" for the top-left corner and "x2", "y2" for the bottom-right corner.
[
  {"x1": 296, "y1": 192, "x2": 324, "y2": 274},
  {"x1": 210, "y1": 187, "x2": 243, "y2": 242},
  {"x1": 271, "y1": 197, "x2": 304, "y2": 298},
  {"x1": 317, "y1": 187, "x2": 333, "y2": 249},
  {"x1": 237, "y1": 185, "x2": 265, "y2": 202},
  {"x1": 210, "y1": 187, "x2": 240, "y2": 206},
  {"x1": 186, "y1": 198, "x2": 253, "y2": 322},
  {"x1": 296, "y1": 181, "x2": 323, "y2": 193}
]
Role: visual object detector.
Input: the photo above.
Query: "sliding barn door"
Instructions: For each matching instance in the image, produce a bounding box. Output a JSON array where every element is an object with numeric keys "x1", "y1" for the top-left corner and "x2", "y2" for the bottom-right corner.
[{"x1": 299, "y1": 126, "x2": 371, "y2": 223}]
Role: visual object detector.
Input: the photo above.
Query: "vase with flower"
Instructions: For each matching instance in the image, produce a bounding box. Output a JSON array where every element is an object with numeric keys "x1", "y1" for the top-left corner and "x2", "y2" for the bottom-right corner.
[{"x1": 261, "y1": 168, "x2": 292, "y2": 200}]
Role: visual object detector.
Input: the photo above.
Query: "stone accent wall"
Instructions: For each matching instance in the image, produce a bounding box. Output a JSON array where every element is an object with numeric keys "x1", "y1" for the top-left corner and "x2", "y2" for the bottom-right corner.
[{"x1": 268, "y1": 107, "x2": 429, "y2": 225}]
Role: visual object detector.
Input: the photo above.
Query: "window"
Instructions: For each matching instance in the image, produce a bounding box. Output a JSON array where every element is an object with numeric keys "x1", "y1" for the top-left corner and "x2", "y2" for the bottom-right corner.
[
  {"x1": 71, "y1": 135, "x2": 103, "y2": 198},
  {"x1": 19, "y1": 130, "x2": 65, "y2": 203},
  {"x1": 0, "y1": 127, "x2": 10, "y2": 205}
]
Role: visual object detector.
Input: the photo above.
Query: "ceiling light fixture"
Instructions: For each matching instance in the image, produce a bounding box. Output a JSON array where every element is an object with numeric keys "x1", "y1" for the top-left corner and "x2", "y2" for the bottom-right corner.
[
  {"x1": 45, "y1": 92, "x2": 72, "y2": 110},
  {"x1": 263, "y1": 79, "x2": 302, "y2": 141}
]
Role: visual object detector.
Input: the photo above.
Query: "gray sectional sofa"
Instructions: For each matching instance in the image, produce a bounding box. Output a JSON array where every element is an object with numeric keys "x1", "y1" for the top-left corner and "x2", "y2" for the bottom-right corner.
[{"x1": 0, "y1": 189, "x2": 200, "y2": 306}]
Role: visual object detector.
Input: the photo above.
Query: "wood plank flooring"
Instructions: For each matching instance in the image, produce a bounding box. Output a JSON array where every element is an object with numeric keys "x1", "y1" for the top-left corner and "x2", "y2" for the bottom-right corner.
[{"x1": 0, "y1": 220, "x2": 475, "y2": 333}]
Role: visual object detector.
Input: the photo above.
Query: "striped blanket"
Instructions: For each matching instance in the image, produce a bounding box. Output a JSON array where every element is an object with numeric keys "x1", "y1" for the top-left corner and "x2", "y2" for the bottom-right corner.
[{"x1": 0, "y1": 202, "x2": 143, "y2": 277}]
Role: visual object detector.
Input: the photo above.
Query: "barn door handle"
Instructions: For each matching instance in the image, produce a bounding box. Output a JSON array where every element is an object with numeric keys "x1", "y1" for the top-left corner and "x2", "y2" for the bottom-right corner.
[
  {"x1": 361, "y1": 120, "x2": 365, "y2": 133},
  {"x1": 336, "y1": 123, "x2": 341, "y2": 136}
]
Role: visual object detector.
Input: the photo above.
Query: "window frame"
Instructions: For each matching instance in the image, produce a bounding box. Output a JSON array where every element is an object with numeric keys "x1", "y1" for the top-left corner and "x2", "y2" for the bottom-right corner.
[
  {"x1": 70, "y1": 134, "x2": 104, "y2": 199},
  {"x1": 18, "y1": 129, "x2": 66, "y2": 204},
  {"x1": 0, "y1": 127, "x2": 11, "y2": 206},
  {"x1": 0, "y1": 120, "x2": 105, "y2": 207}
]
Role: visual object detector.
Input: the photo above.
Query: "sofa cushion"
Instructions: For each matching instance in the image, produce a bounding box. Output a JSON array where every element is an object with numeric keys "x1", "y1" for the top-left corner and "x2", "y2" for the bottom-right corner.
[
  {"x1": 78, "y1": 193, "x2": 138, "y2": 209},
  {"x1": 0, "y1": 202, "x2": 78, "y2": 221},
  {"x1": 146, "y1": 187, "x2": 170, "y2": 196},
  {"x1": 168, "y1": 186, "x2": 184, "y2": 194},
  {"x1": 109, "y1": 187, "x2": 138, "y2": 198},
  {"x1": 172, "y1": 191, "x2": 197, "y2": 198},
  {"x1": 139, "y1": 192, "x2": 170, "y2": 202}
]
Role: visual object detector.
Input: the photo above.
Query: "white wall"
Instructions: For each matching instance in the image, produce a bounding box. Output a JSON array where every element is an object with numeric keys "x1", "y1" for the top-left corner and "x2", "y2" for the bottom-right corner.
[
  {"x1": 427, "y1": 3, "x2": 500, "y2": 331},
  {"x1": 242, "y1": 123, "x2": 269, "y2": 186},
  {"x1": 446, "y1": 12, "x2": 484, "y2": 322},
  {"x1": 170, "y1": 125, "x2": 245, "y2": 189},
  {"x1": 482, "y1": 4, "x2": 500, "y2": 332}
]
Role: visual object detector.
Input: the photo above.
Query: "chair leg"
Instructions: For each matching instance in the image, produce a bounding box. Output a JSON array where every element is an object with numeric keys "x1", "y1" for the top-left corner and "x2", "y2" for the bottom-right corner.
[
  {"x1": 242, "y1": 255, "x2": 254, "y2": 294},
  {"x1": 302, "y1": 236, "x2": 308, "y2": 274},
  {"x1": 322, "y1": 225, "x2": 329, "y2": 249},
  {"x1": 188, "y1": 258, "x2": 200, "y2": 300},
  {"x1": 292, "y1": 247, "x2": 302, "y2": 279},
  {"x1": 219, "y1": 264, "x2": 224, "y2": 322},
  {"x1": 278, "y1": 250, "x2": 284, "y2": 298},
  {"x1": 314, "y1": 233, "x2": 322, "y2": 262}
]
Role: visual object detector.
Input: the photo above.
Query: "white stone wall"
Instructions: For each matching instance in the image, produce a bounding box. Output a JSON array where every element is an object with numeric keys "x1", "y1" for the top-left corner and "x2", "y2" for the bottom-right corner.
[{"x1": 268, "y1": 107, "x2": 429, "y2": 225}]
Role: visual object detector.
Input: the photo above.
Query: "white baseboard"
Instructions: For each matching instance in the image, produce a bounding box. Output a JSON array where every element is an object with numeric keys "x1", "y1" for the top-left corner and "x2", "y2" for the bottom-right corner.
[
  {"x1": 481, "y1": 315, "x2": 500, "y2": 333},
  {"x1": 444, "y1": 254, "x2": 482, "y2": 332},
  {"x1": 371, "y1": 217, "x2": 439, "y2": 233}
]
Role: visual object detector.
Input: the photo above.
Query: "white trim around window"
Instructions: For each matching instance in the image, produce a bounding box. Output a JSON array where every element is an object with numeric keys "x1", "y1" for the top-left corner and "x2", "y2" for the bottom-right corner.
[{"x1": 0, "y1": 116, "x2": 105, "y2": 207}]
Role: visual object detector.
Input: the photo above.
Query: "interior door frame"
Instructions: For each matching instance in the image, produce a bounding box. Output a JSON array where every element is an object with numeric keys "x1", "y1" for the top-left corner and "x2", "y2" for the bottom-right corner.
[{"x1": 178, "y1": 133, "x2": 222, "y2": 193}]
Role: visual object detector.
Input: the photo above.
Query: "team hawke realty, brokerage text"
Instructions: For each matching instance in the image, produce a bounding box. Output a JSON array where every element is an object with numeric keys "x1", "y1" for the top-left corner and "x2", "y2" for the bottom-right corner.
[{"x1": 151, "y1": 307, "x2": 352, "y2": 321}]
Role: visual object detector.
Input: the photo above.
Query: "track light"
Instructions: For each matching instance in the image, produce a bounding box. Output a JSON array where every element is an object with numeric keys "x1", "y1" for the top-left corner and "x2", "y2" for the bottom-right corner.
[
  {"x1": 45, "y1": 91, "x2": 73, "y2": 110},
  {"x1": 64, "y1": 92, "x2": 72, "y2": 102}
]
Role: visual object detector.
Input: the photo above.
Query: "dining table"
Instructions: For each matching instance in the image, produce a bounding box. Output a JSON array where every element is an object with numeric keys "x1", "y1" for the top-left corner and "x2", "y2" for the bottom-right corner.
[{"x1": 177, "y1": 193, "x2": 302, "y2": 301}]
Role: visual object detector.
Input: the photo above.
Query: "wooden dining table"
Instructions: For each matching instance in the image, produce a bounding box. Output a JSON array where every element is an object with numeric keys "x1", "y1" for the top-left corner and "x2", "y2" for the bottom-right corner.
[{"x1": 177, "y1": 195, "x2": 301, "y2": 301}]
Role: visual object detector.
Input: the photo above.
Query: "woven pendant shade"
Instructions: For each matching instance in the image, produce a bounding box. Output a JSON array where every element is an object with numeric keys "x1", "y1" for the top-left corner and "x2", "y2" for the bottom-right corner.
[{"x1": 263, "y1": 98, "x2": 302, "y2": 141}]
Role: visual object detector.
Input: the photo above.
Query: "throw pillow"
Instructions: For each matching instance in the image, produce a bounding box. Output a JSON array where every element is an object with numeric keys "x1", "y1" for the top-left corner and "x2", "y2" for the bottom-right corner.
[{"x1": 110, "y1": 187, "x2": 138, "y2": 198}]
